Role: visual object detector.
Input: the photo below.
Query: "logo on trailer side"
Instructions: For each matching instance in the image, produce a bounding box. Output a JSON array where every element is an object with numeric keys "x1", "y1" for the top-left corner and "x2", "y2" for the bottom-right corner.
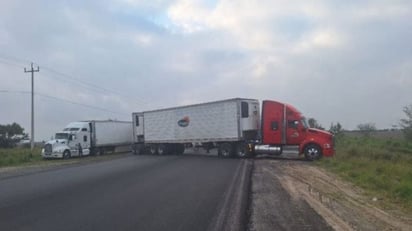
[{"x1": 177, "y1": 116, "x2": 190, "y2": 127}]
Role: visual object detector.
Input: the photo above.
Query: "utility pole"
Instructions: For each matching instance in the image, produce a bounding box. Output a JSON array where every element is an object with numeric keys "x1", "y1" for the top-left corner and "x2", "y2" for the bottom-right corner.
[{"x1": 24, "y1": 62, "x2": 39, "y2": 156}]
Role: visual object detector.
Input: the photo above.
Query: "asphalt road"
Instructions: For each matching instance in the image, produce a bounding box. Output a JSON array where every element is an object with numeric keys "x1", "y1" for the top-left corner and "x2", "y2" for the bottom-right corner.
[{"x1": 0, "y1": 154, "x2": 251, "y2": 231}]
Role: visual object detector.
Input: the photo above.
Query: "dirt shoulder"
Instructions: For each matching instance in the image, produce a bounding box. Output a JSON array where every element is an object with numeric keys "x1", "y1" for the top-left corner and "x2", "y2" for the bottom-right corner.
[
  {"x1": 248, "y1": 159, "x2": 332, "y2": 231},
  {"x1": 250, "y1": 158, "x2": 412, "y2": 231}
]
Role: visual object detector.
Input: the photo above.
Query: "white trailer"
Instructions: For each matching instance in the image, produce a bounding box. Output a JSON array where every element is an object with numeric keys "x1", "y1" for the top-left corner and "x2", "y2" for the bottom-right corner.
[
  {"x1": 132, "y1": 98, "x2": 260, "y2": 157},
  {"x1": 42, "y1": 120, "x2": 132, "y2": 159}
]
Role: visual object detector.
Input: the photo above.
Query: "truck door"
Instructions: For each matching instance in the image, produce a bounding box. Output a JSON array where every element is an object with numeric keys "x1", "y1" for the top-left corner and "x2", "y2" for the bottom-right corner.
[
  {"x1": 285, "y1": 106, "x2": 306, "y2": 145},
  {"x1": 261, "y1": 101, "x2": 285, "y2": 145}
]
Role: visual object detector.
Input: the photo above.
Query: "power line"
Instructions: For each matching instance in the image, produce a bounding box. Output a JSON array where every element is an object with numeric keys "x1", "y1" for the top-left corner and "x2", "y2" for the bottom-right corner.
[
  {"x1": 0, "y1": 53, "x2": 150, "y2": 107},
  {"x1": 36, "y1": 92, "x2": 128, "y2": 116},
  {"x1": 0, "y1": 58, "x2": 26, "y2": 68},
  {"x1": 0, "y1": 53, "x2": 31, "y2": 64},
  {"x1": 41, "y1": 66, "x2": 150, "y2": 107},
  {"x1": 0, "y1": 90, "x2": 128, "y2": 116}
]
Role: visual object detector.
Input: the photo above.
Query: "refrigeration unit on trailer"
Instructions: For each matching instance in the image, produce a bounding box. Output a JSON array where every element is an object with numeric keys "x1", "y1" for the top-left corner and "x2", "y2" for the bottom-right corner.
[
  {"x1": 42, "y1": 120, "x2": 132, "y2": 159},
  {"x1": 132, "y1": 98, "x2": 334, "y2": 160}
]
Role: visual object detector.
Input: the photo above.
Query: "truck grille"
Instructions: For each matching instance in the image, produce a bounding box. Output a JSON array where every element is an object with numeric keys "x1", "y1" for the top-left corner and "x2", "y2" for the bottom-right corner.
[{"x1": 44, "y1": 144, "x2": 52, "y2": 155}]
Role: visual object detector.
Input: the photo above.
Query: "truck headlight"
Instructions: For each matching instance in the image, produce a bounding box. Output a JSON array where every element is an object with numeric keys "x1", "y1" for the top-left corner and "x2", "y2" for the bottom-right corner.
[{"x1": 324, "y1": 143, "x2": 331, "y2": 149}]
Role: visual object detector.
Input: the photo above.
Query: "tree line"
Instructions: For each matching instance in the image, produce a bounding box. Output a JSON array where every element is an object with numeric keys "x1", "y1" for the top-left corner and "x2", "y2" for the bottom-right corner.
[
  {"x1": 309, "y1": 104, "x2": 412, "y2": 141},
  {"x1": 0, "y1": 123, "x2": 27, "y2": 148}
]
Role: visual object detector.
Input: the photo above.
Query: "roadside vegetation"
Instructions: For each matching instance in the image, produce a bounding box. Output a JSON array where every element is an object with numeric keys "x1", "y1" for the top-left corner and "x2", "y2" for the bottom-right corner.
[
  {"x1": 0, "y1": 147, "x2": 43, "y2": 167},
  {"x1": 318, "y1": 135, "x2": 412, "y2": 212}
]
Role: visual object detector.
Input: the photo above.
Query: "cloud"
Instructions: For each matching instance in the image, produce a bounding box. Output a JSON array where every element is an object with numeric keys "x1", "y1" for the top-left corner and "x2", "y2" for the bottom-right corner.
[{"x1": 0, "y1": 0, "x2": 411, "y2": 140}]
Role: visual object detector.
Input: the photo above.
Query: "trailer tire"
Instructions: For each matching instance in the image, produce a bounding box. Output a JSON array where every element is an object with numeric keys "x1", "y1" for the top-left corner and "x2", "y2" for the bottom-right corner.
[
  {"x1": 149, "y1": 145, "x2": 158, "y2": 155},
  {"x1": 304, "y1": 144, "x2": 322, "y2": 161},
  {"x1": 234, "y1": 143, "x2": 249, "y2": 158},
  {"x1": 63, "y1": 150, "x2": 71, "y2": 159},
  {"x1": 158, "y1": 144, "x2": 168, "y2": 155},
  {"x1": 176, "y1": 144, "x2": 185, "y2": 155},
  {"x1": 133, "y1": 144, "x2": 145, "y2": 155},
  {"x1": 138, "y1": 146, "x2": 146, "y2": 155},
  {"x1": 218, "y1": 143, "x2": 233, "y2": 158}
]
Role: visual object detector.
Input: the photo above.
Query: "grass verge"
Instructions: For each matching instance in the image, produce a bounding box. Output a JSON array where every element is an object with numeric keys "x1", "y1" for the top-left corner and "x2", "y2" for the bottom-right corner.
[
  {"x1": 317, "y1": 135, "x2": 412, "y2": 213},
  {"x1": 0, "y1": 147, "x2": 45, "y2": 167},
  {"x1": 0, "y1": 147, "x2": 130, "y2": 170}
]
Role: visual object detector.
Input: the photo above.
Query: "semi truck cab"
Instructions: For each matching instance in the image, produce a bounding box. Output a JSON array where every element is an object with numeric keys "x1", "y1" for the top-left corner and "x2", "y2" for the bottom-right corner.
[
  {"x1": 42, "y1": 122, "x2": 91, "y2": 159},
  {"x1": 256, "y1": 100, "x2": 334, "y2": 160}
]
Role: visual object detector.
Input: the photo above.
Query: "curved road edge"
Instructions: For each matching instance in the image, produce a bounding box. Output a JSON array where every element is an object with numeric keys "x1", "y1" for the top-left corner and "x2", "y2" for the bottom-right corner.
[{"x1": 207, "y1": 159, "x2": 253, "y2": 231}]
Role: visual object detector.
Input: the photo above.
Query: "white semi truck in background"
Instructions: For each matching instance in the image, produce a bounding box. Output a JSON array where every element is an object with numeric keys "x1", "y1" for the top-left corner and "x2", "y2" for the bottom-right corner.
[
  {"x1": 42, "y1": 120, "x2": 132, "y2": 159},
  {"x1": 132, "y1": 98, "x2": 335, "y2": 160}
]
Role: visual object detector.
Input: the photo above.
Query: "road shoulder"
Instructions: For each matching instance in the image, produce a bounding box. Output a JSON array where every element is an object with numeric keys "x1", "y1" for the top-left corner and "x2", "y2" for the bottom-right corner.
[
  {"x1": 250, "y1": 159, "x2": 412, "y2": 231},
  {"x1": 248, "y1": 159, "x2": 332, "y2": 231}
]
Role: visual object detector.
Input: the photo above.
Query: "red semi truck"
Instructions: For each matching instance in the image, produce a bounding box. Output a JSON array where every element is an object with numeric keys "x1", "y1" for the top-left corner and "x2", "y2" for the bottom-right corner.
[{"x1": 132, "y1": 98, "x2": 334, "y2": 160}]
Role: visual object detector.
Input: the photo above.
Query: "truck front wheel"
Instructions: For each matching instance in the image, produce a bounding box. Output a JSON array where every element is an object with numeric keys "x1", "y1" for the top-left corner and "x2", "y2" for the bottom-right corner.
[
  {"x1": 304, "y1": 144, "x2": 322, "y2": 161},
  {"x1": 63, "y1": 150, "x2": 71, "y2": 159}
]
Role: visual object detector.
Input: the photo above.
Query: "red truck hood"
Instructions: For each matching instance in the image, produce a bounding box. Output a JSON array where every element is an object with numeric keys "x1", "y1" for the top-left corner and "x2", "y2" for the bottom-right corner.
[{"x1": 308, "y1": 128, "x2": 333, "y2": 137}]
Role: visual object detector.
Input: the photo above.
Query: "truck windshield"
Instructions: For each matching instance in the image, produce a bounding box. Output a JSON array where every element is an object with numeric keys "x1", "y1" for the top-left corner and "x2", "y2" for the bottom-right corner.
[
  {"x1": 301, "y1": 117, "x2": 309, "y2": 128},
  {"x1": 63, "y1": 128, "x2": 80, "y2": 131},
  {"x1": 55, "y1": 133, "x2": 69, "y2": 139}
]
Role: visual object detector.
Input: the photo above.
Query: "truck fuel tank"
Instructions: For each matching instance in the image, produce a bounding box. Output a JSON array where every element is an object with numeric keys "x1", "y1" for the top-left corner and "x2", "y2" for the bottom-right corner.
[{"x1": 254, "y1": 145, "x2": 282, "y2": 155}]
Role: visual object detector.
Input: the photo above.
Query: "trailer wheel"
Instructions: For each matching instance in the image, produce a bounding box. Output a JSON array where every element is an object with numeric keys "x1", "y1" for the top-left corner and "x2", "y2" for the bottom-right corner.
[
  {"x1": 149, "y1": 145, "x2": 158, "y2": 155},
  {"x1": 133, "y1": 144, "x2": 145, "y2": 155},
  {"x1": 138, "y1": 146, "x2": 146, "y2": 155},
  {"x1": 218, "y1": 143, "x2": 233, "y2": 158},
  {"x1": 158, "y1": 144, "x2": 168, "y2": 155},
  {"x1": 304, "y1": 144, "x2": 322, "y2": 161},
  {"x1": 63, "y1": 150, "x2": 71, "y2": 159},
  {"x1": 235, "y1": 143, "x2": 249, "y2": 158},
  {"x1": 173, "y1": 144, "x2": 185, "y2": 155}
]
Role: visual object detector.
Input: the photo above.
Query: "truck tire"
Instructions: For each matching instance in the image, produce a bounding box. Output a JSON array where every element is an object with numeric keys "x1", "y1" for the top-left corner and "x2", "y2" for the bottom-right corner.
[
  {"x1": 234, "y1": 143, "x2": 249, "y2": 158},
  {"x1": 218, "y1": 143, "x2": 233, "y2": 158},
  {"x1": 90, "y1": 148, "x2": 96, "y2": 156},
  {"x1": 158, "y1": 144, "x2": 168, "y2": 155},
  {"x1": 132, "y1": 144, "x2": 138, "y2": 155},
  {"x1": 176, "y1": 144, "x2": 185, "y2": 155},
  {"x1": 63, "y1": 150, "x2": 71, "y2": 159},
  {"x1": 149, "y1": 145, "x2": 158, "y2": 155},
  {"x1": 133, "y1": 144, "x2": 145, "y2": 155},
  {"x1": 304, "y1": 144, "x2": 322, "y2": 161}
]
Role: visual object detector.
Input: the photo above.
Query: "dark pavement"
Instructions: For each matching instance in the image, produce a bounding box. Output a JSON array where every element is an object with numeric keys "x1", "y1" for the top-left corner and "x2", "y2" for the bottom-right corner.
[{"x1": 0, "y1": 154, "x2": 251, "y2": 231}]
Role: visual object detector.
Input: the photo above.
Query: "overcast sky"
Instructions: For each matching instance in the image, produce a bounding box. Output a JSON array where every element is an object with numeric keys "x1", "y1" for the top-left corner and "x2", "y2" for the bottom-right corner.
[{"x1": 0, "y1": 0, "x2": 411, "y2": 141}]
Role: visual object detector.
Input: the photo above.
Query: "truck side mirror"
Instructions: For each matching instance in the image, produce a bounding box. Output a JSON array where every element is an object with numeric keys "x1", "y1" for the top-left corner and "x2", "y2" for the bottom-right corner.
[{"x1": 69, "y1": 135, "x2": 73, "y2": 141}]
